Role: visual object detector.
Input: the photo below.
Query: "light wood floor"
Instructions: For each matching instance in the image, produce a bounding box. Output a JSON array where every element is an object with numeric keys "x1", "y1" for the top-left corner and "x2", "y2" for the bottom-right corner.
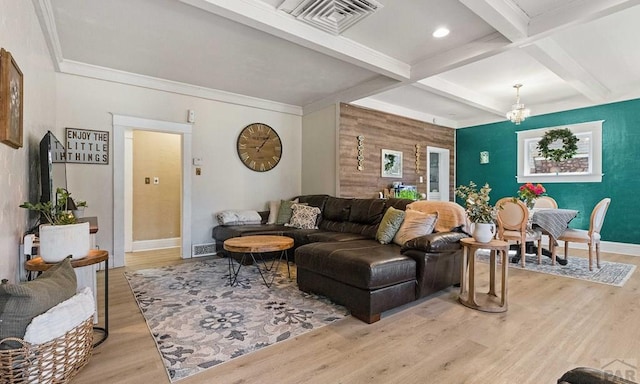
[{"x1": 74, "y1": 248, "x2": 640, "y2": 384}]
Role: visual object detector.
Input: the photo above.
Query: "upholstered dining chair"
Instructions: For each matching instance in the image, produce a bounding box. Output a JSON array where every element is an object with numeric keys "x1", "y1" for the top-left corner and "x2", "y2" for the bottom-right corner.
[
  {"x1": 533, "y1": 196, "x2": 558, "y2": 209},
  {"x1": 496, "y1": 198, "x2": 542, "y2": 267},
  {"x1": 555, "y1": 198, "x2": 611, "y2": 271}
]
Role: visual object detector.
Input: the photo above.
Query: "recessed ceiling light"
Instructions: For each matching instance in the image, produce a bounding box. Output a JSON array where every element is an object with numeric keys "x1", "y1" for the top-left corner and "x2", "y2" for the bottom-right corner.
[{"x1": 433, "y1": 27, "x2": 450, "y2": 38}]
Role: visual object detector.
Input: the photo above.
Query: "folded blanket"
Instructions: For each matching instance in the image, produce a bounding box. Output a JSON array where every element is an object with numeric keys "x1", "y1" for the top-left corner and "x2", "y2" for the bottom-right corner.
[
  {"x1": 215, "y1": 210, "x2": 262, "y2": 226},
  {"x1": 406, "y1": 201, "x2": 469, "y2": 234}
]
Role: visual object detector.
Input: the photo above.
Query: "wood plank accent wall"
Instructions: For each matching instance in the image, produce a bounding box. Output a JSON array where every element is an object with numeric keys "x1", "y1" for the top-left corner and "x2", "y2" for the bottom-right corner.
[{"x1": 339, "y1": 103, "x2": 456, "y2": 199}]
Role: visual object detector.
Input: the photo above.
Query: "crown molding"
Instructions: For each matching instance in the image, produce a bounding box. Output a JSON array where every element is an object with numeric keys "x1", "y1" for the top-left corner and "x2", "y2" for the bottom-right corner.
[
  {"x1": 58, "y1": 60, "x2": 303, "y2": 116},
  {"x1": 32, "y1": 0, "x2": 63, "y2": 71},
  {"x1": 33, "y1": 0, "x2": 302, "y2": 115},
  {"x1": 351, "y1": 98, "x2": 458, "y2": 129}
]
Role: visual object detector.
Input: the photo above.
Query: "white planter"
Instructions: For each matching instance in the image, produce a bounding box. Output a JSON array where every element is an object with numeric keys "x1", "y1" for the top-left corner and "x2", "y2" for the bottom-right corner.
[
  {"x1": 39, "y1": 222, "x2": 91, "y2": 262},
  {"x1": 472, "y1": 222, "x2": 496, "y2": 243},
  {"x1": 73, "y1": 208, "x2": 85, "y2": 218}
]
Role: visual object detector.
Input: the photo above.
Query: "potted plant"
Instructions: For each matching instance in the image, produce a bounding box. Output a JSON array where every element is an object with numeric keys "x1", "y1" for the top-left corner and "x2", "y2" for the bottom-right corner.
[
  {"x1": 20, "y1": 188, "x2": 90, "y2": 262},
  {"x1": 455, "y1": 181, "x2": 497, "y2": 243},
  {"x1": 73, "y1": 200, "x2": 88, "y2": 218}
]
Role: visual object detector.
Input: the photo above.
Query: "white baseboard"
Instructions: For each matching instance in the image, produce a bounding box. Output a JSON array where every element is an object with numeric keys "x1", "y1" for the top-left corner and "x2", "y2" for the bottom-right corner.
[
  {"x1": 132, "y1": 237, "x2": 181, "y2": 252},
  {"x1": 567, "y1": 241, "x2": 640, "y2": 256}
]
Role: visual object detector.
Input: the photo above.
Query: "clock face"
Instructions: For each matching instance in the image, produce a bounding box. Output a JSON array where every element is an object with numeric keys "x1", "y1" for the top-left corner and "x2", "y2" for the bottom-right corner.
[{"x1": 236, "y1": 123, "x2": 282, "y2": 172}]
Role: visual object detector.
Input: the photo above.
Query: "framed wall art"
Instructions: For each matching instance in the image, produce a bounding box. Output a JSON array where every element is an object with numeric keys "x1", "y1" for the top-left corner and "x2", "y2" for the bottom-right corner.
[
  {"x1": 0, "y1": 48, "x2": 23, "y2": 149},
  {"x1": 381, "y1": 149, "x2": 402, "y2": 178}
]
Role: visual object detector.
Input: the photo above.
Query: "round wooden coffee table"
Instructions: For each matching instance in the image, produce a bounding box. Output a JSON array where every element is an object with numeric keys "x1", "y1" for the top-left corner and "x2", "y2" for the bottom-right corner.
[
  {"x1": 223, "y1": 235, "x2": 294, "y2": 288},
  {"x1": 459, "y1": 238, "x2": 510, "y2": 313}
]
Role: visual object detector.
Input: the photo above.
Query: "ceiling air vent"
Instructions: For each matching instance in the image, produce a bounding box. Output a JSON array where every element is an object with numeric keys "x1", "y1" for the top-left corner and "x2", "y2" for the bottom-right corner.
[{"x1": 278, "y1": 0, "x2": 383, "y2": 35}]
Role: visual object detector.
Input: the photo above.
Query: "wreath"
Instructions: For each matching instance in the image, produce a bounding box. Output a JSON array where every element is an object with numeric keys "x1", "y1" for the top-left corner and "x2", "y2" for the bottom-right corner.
[{"x1": 536, "y1": 128, "x2": 579, "y2": 163}]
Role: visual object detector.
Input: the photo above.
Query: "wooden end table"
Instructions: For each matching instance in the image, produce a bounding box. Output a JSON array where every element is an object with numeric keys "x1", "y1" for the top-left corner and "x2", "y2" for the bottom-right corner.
[
  {"x1": 459, "y1": 238, "x2": 510, "y2": 313},
  {"x1": 25, "y1": 249, "x2": 109, "y2": 347},
  {"x1": 223, "y1": 235, "x2": 294, "y2": 288}
]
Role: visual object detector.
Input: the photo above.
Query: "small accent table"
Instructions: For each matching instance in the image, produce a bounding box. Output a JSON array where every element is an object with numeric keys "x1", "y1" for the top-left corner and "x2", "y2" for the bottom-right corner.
[
  {"x1": 459, "y1": 238, "x2": 510, "y2": 313},
  {"x1": 223, "y1": 235, "x2": 294, "y2": 288},
  {"x1": 25, "y1": 250, "x2": 109, "y2": 347}
]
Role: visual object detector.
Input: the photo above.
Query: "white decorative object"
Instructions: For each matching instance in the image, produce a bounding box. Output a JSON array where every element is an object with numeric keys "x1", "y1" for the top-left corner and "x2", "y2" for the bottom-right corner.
[
  {"x1": 472, "y1": 222, "x2": 495, "y2": 243},
  {"x1": 39, "y1": 222, "x2": 90, "y2": 262}
]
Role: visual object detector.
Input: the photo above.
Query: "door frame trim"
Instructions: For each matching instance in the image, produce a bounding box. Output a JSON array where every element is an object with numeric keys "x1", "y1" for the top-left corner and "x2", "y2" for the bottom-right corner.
[{"x1": 113, "y1": 114, "x2": 192, "y2": 267}]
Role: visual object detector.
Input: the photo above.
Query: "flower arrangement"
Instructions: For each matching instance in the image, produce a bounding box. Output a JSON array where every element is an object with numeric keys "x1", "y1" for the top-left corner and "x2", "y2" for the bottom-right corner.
[
  {"x1": 455, "y1": 181, "x2": 496, "y2": 223},
  {"x1": 517, "y1": 182, "x2": 546, "y2": 208}
]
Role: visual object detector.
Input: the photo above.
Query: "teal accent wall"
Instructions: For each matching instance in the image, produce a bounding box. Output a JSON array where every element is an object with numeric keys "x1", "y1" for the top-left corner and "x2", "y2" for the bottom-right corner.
[{"x1": 456, "y1": 98, "x2": 640, "y2": 245}]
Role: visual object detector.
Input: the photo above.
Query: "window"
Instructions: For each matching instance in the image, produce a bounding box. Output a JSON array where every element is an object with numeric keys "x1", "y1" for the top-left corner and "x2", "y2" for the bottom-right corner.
[{"x1": 517, "y1": 121, "x2": 603, "y2": 183}]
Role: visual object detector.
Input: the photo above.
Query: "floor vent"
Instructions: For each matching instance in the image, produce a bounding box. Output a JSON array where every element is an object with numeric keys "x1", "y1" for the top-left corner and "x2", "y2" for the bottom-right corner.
[
  {"x1": 278, "y1": 0, "x2": 383, "y2": 35},
  {"x1": 192, "y1": 243, "x2": 217, "y2": 257}
]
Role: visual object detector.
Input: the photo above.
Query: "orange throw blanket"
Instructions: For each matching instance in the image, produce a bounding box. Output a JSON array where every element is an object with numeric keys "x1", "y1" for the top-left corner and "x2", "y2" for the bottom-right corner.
[{"x1": 406, "y1": 201, "x2": 469, "y2": 234}]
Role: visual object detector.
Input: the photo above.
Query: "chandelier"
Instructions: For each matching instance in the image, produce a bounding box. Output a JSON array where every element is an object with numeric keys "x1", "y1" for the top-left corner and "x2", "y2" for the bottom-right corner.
[{"x1": 505, "y1": 84, "x2": 530, "y2": 125}]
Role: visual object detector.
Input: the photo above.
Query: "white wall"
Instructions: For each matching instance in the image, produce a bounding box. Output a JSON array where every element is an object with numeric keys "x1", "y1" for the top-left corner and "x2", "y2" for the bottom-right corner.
[
  {"x1": 57, "y1": 74, "x2": 302, "y2": 260},
  {"x1": 301, "y1": 103, "x2": 337, "y2": 195},
  {"x1": 0, "y1": 0, "x2": 57, "y2": 282}
]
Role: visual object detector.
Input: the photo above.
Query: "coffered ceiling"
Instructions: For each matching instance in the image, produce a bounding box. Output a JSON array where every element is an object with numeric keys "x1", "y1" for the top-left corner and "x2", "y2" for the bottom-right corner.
[{"x1": 35, "y1": 0, "x2": 640, "y2": 128}]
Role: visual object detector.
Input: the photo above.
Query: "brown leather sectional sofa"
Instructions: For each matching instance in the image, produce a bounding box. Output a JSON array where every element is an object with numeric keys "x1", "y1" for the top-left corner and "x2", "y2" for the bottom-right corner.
[{"x1": 212, "y1": 194, "x2": 469, "y2": 323}]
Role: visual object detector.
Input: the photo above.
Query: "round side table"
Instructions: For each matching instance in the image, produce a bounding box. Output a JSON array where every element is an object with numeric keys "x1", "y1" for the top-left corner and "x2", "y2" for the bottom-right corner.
[
  {"x1": 224, "y1": 235, "x2": 294, "y2": 288},
  {"x1": 459, "y1": 238, "x2": 510, "y2": 313},
  {"x1": 25, "y1": 250, "x2": 109, "y2": 347}
]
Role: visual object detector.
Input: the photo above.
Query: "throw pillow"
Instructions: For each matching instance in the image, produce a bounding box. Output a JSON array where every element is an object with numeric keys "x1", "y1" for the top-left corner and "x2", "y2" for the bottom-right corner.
[
  {"x1": 286, "y1": 204, "x2": 321, "y2": 229},
  {"x1": 0, "y1": 257, "x2": 77, "y2": 346},
  {"x1": 267, "y1": 200, "x2": 280, "y2": 224},
  {"x1": 375, "y1": 207, "x2": 405, "y2": 244},
  {"x1": 393, "y1": 210, "x2": 438, "y2": 246},
  {"x1": 275, "y1": 199, "x2": 304, "y2": 225}
]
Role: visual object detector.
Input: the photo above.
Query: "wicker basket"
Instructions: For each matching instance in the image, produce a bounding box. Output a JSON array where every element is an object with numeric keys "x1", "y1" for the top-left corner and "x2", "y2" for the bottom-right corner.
[{"x1": 0, "y1": 316, "x2": 93, "y2": 384}]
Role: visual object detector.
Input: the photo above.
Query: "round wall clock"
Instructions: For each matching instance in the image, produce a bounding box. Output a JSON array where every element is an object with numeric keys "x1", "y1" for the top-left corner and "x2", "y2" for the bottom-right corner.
[{"x1": 236, "y1": 123, "x2": 282, "y2": 172}]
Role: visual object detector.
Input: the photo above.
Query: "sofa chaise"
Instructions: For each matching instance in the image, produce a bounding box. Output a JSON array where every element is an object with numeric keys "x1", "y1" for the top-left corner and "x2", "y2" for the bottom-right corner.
[{"x1": 212, "y1": 195, "x2": 469, "y2": 323}]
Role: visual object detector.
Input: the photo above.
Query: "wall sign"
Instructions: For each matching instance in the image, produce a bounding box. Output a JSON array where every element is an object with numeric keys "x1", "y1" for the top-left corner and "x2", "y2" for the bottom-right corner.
[{"x1": 65, "y1": 128, "x2": 109, "y2": 164}]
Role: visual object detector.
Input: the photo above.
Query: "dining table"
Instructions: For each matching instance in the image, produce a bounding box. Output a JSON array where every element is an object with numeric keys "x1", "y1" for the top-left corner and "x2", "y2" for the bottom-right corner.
[{"x1": 510, "y1": 207, "x2": 579, "y2": 265}]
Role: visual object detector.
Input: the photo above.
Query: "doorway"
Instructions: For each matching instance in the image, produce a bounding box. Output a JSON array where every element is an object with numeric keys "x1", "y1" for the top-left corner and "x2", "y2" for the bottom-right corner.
[
  {"x1": 113, "y1": 115, "x2": 192, "y2": 268},
  {"x1": 426, "y1": 146, "x2": 450, "y2": 201},
  {"x1": 128, "y1": 130, "x2": 182, "y2": 252}
]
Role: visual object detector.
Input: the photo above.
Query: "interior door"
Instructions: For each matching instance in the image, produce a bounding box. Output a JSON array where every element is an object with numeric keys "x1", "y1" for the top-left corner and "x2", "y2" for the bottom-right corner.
[{"x1": 426, "y1": 146, "x2": 450, "y2": 201}]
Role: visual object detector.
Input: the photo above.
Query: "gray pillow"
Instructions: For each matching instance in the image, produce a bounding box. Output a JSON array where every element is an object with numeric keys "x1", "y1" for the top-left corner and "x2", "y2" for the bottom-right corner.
[
  {"x1": 375, "y1": 207, "x2": 405, "y2": 244},
  {"x1": 0, "y1": 257, "x2": 77, "y2": 346},
  {"x1": 275, "y1": 200, "x2": 306, "y2": 225}
]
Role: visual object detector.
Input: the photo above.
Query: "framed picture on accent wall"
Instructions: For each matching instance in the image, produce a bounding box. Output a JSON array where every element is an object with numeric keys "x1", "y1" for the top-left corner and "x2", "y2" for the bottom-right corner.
[
  {"x1": 0, "y1": 48, "x2": 23, "y2": 149},
  {"x1": 381, "y1": 149, "x2": 402, "y2": 178}
]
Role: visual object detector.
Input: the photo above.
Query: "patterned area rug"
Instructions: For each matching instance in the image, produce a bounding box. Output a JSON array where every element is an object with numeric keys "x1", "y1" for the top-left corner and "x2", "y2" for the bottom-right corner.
[
  {"x1": 125, "y1": 258, "x2": 348, "y2": 382},
  {"x1": 476, "y1": 250, "x2": 636, "y2": 287}
]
